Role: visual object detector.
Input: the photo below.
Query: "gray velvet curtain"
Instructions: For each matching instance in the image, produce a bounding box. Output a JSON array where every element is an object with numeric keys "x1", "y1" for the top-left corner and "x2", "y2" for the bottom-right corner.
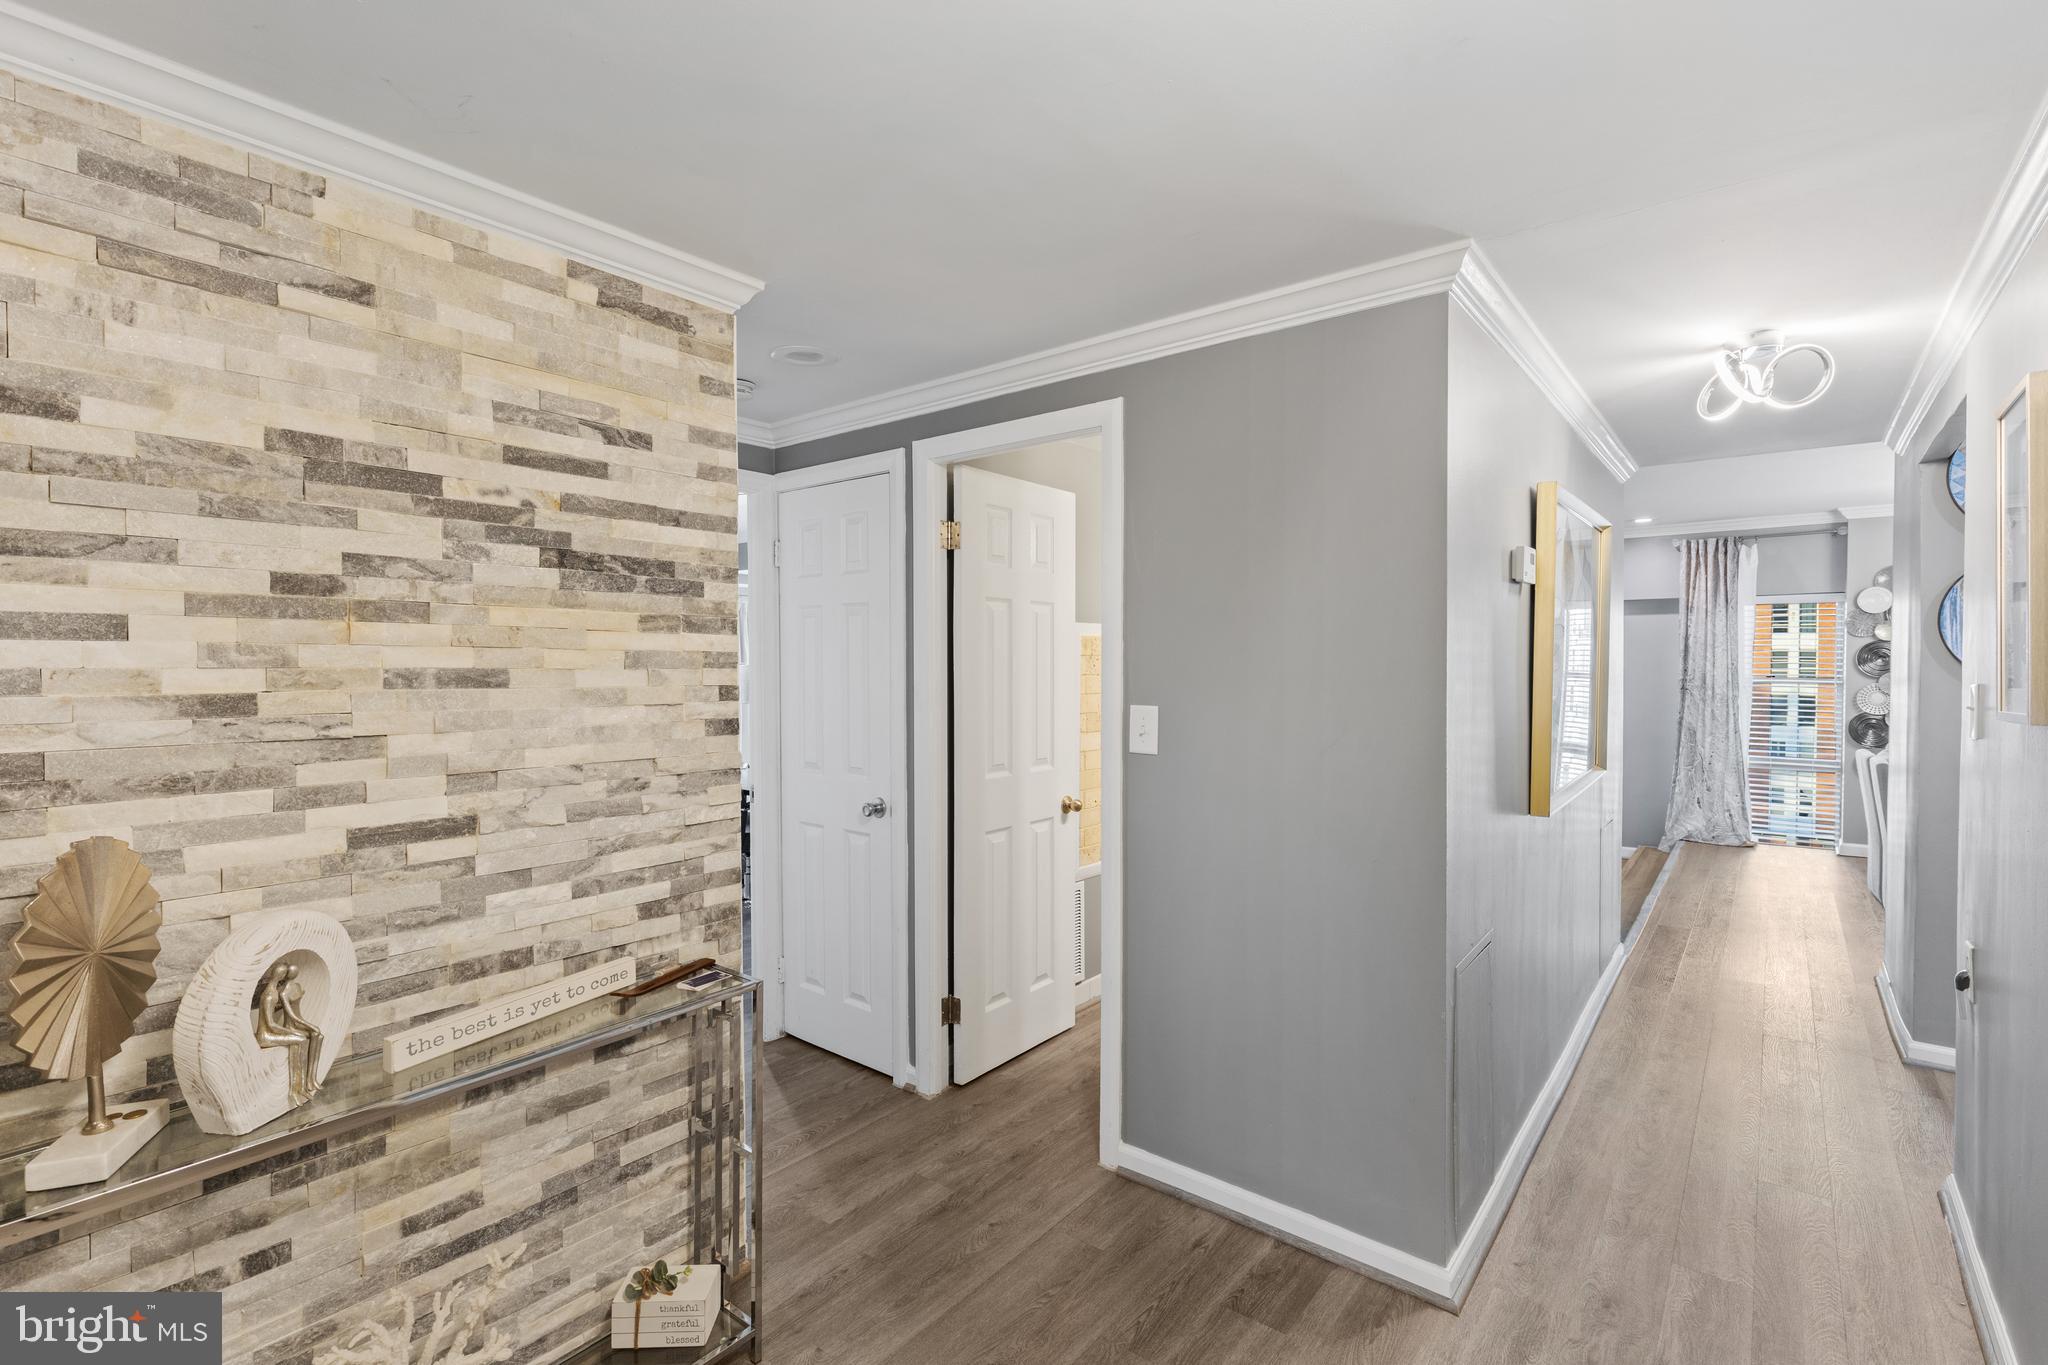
[{"x1": 1661, "y1": 536, "x2": 1759, "y2": 850}]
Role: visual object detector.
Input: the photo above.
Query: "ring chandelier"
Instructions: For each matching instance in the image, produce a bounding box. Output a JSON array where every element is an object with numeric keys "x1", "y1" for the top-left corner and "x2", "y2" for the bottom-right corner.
[{"x1": 1696, "y1": 329, "x2": 1835, "y2": 421}]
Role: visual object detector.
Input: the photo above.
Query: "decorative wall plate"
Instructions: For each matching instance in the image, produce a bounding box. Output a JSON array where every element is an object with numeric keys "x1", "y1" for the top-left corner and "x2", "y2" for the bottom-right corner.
[
  {"x1": 1874, "y1": 564, "x2": 1894, "y2": 588},
  {"x1": 1855, "y1": 640, "x2": 1891, "y2": 677},
  {"x1": 1855, "y1": 683, "x2": 1892, "y2": 716},
  {"x1": 1948, "y1": 446, "x2": 1967, "y2": 512},
  {"x1": 1874, "y1": 620, "x2": 1894, "y2": 641},
  {"x1": 1939, "y1": 576, "x2": 1964, "y2": 662},
  {"x1": 1855, "y1": 585, "x2": 1895, "y2": 614},
  {"x1": 1848, "y1": 607, "x2": 1879, "y2": 637},
  {"x1": 1848, "y1": 713, "x2": 1890, "y2": 750}
]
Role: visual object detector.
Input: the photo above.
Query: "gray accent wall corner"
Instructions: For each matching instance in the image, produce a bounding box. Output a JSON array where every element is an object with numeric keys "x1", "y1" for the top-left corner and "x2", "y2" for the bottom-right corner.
[
  {"x1": 1941, "y1": 213, "x2": 2048, "y2": 1364},
  {"x1": 1444, "y1": 304, "x2": 1625, "y2": 1239},
  {"x1": 772, "y1": 295, "x2": 1459, "y2": 1263}
]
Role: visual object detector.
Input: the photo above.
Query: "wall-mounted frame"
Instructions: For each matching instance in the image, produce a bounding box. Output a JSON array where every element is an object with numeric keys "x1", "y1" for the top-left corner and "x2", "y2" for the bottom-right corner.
[
  {"x1": 1995, "y1": 372, "x2": 2048, "y2": 722},
  {"x1": 1530, "y1": 481, "x2": 1613, "y2": 816}
]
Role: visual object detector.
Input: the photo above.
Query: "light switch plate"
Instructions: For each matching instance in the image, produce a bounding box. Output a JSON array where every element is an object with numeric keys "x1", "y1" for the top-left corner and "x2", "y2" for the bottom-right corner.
[
  {"x1": 1967, "y1": 683, "x2": 1990, "y2": 741},
  {"x1": 1129, "y1": 705, "x2": 1159, "y2": 755}
]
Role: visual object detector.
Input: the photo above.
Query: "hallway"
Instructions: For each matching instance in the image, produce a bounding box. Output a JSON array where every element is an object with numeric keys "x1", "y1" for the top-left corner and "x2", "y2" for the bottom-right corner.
[{"x1": 758, "y1": 843, "x2": 1979, "y2": 1364}]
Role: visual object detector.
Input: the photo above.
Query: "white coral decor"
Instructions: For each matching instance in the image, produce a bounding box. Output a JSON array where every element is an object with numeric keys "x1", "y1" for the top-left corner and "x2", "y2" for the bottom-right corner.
[{"x1": 317, "y1": 1244, "x2": 524, "y2": 1365}]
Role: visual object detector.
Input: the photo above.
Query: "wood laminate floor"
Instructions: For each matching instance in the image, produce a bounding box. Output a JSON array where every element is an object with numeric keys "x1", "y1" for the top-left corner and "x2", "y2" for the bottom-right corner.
[{"x1": 757, "y1": 843, "x2": 1979, "y2": 1364}]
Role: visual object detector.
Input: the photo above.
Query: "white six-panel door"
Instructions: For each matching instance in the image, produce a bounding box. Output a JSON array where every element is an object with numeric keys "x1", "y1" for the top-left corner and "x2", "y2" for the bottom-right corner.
[
  {"x1": 951, "y1": 466, "x2": 1079, "y2": 1083},
  {"x1": 780, "y1": 473, "x2": 896, "y2": 1074}
]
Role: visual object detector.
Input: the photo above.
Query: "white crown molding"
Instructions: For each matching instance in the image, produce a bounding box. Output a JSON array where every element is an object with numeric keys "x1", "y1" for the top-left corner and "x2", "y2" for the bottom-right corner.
[
  {"x1": 736, "y1": 418, "x2": 777, "y2": 448},
  {"x1": 0, "y1": 2, "x2": 763, "y2": 313},
  {"x1": 1836, "y1": 503, "x2": 1894, "y2": 521},
  {"x1": 1886, "y1": 88, "x2": 2048, "y2": 459},
  {"x1": 1449, "y1": 247, "x2": 1638, "y2": 483},
  {"x1": 751, "y1": 240, "x2": 1475, "y2": 450},
  {"x1": 751, "y1": 240, "x2": 1637, "y2": 483},
  {"x1": 1621, "y1": 510, "x2": 1845, "y2": 540}
]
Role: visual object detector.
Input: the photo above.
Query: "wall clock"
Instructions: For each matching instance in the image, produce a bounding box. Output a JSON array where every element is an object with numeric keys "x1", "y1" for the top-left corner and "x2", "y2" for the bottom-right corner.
[{"x1": 1939, "y1": 576, "x2": 1964, "y2": 662}]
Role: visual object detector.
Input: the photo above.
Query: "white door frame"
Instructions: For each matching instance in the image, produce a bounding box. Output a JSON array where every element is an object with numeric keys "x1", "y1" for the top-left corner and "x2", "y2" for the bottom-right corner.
[
  {"x1": 909, "y1": 400, "x2": 1125, "y2": 1170},
  {"x1": 751, "y1": 451, "x2": 911, "y2": 1079},
  {"x1": 737, "y1": 468, "x2": 782, "y2": 1041}
]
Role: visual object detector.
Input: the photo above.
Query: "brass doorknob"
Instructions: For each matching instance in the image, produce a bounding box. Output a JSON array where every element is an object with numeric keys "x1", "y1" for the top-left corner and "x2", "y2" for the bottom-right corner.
[{"x1": 1061, "y1": 795, "x2": 1083, "y2": 815}]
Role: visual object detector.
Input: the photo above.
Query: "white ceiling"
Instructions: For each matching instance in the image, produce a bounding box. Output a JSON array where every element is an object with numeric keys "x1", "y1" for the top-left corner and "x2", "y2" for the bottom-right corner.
[{"x1": 30, "y1": 0, "x2": 2048, "y2": 464}]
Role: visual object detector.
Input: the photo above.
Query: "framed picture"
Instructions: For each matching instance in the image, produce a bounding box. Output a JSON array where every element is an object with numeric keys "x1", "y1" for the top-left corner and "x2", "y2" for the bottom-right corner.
[
  {"x1": 1996, "y1": 373, "x2": 2048, "y2": 722},
  {"x1": 1530, "y1": 481, "x2": 1612, "y2": 816}
]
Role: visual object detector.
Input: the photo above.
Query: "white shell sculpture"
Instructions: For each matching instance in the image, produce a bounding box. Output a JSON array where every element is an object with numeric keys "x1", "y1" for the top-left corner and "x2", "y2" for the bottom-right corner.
[{"x1": 173, "y1": 911, "x2": 357, "y2": 1135}]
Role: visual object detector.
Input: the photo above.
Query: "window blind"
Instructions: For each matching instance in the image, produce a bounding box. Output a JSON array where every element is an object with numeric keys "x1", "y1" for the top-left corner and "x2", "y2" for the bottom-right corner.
[{"x1": 1746, "y1": 599, "x2": 1843, "y2": 847}]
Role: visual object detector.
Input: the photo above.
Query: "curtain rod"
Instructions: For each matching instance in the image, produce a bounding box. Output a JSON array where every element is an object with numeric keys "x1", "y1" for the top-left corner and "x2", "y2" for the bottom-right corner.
[{"x1": 1670, "y1": 524, "x2": 1847, "y2": 547}]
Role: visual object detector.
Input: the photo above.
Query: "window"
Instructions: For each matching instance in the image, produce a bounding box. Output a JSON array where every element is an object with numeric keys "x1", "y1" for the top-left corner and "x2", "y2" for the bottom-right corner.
[{"x1": 1747, "y1": 598, "x2": 1843, "y2": 847}]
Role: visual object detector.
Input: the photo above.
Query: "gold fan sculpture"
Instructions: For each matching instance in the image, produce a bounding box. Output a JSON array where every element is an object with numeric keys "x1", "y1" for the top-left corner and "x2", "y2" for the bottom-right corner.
[{"x1": 7, "y1": 836, "x2": 163, "y2": 1137}]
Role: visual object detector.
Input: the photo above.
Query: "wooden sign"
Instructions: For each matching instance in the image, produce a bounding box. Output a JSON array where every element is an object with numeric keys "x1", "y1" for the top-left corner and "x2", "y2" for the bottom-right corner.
[{"x1": 382, "y1": 958, "x2": 637, "y2": 1072}]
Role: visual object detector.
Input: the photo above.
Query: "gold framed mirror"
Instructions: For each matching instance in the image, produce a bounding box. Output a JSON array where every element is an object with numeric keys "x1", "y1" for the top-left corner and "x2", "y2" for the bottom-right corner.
[
  {"x1": 1996, "y1": 371, "x2": 2048, "y2": 723},
  {"x1": 1530, "y1": 481, "x2": 1613, "y2": 816}
]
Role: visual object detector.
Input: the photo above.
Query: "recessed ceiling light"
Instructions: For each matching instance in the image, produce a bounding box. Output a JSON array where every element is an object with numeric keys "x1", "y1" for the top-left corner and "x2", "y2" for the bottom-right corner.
[
  {"x1": 734, "y1": 377, "x2": 757, "y2": 398},
  {"x1": 1633, "y1": 516, "x2": 1654, "y2": 524},
  {"x1": 770, "y1": 344, "x2": 838, "y2": 367}
]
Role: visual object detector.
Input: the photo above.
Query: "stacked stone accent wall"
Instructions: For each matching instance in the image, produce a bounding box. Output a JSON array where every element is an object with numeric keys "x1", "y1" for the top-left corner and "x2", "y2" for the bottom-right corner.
[{"x1": 0, "y1": 67, "x2": 741, "y2": 1364}]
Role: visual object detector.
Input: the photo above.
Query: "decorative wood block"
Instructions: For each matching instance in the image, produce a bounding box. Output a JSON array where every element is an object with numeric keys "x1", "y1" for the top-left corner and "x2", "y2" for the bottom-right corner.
[
  {"x1": 25, "y1": 1098, "x2": 168, "y2": 1191},
  {"x1": 382, "y1": 958, "x2": 636, "y2": 1072},
  {"x1": 173, "y1": 911, "x2": 358, "y2": 1135}
]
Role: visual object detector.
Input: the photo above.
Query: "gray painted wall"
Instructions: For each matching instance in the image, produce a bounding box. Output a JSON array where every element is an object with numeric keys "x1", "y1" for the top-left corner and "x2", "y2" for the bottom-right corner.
[
  {"x1": 739, "y1": 441, "x2": 775, "y2": 474},
  {"x1": 1618, "y1": 532, "x2": 1849, "y2": 852},
  {"x1": 1943, "y1": 222, "x2": 2048, "y2": 1363},
  {"x1": 1887, "y1": 435, "x2": 1963, "y2": 1052},
  {"x1": 1621, "y1": 600, "x2": 1680, "y2": 850},
  {"x1": 1841, "y1": 515, "x2": 1896, "y2": 849},
  {"x1": 1444, "y1": 306, "x2": 1623, "y2": 1238},
  {"x1": 773, "y1": 297, "x2": 1458, "y2": 1260}
]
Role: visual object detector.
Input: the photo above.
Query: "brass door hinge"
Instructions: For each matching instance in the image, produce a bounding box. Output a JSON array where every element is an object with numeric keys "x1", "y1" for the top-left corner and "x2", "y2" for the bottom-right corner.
[
  {"x1": 940, "y1": 996, "x2": 962, "y2": 1026},
  {"x1": 939, "y1": 520, "x2": 962, "y2": 551}
]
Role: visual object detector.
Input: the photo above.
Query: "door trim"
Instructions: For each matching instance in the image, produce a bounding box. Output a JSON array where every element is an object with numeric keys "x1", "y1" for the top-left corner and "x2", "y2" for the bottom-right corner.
[
  {"x1": 908, "y1": 400, "x2": 1126, "y2": 1172},
  {"x1": 762, "y1": 449, "x2": 911, "y2": 1082},
  {"x1": 738, "y1": 468, "x2": 782, "y2": 1041}
]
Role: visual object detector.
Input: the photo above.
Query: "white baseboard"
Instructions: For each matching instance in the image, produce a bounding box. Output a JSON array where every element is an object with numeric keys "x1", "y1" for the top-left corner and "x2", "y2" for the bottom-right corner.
[
  {"x1": 1836, "y1": 842, "x2": 1869, "y2": 857},
  {"x1": 1942, "y1": 1175, "x2": 2019, "y2": 1365},
  {"x1": 1625, "y1": 842, "x2": 1685, "y2": 954},
  {"x1": 1875, "y1": 966, "x2": 1958, "y2": 1072},
  {"x1": 1076, "y1": 974, "x2": 1102, "y2": 1006},
  {"x1": 1116, "y1": 1142, "x2": 1461, "y2": 1307},
  {"x1": 1114, "y1": 877, "x2": 1649, "y2": 1311},
  {"x1": 1620, "y1": 845, "x2": 1638, "y2": 858}
]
